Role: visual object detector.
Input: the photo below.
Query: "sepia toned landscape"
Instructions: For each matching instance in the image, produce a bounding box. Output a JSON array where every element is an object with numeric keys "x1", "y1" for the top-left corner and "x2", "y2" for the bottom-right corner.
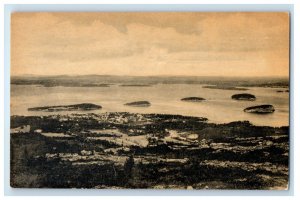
[{"x1": 10, "y1": 12, "x2": 289, "y2": 189}]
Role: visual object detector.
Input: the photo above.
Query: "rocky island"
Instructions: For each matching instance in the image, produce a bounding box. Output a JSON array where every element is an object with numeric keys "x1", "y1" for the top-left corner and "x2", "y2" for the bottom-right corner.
[
  {"x1": 28, "y1": 103, "x2": 102, "y2": 112},
  {"x1": 181, "y1": 97, "x2": 206, "y2": 102},
  {"x1": 124, "y1": 101, "x2": 151, "y2": 107},
  {"x1": 232, "y1": 93, "x2": 256, "y2": 101},
  {"x1": 244, "y1": 104, "x2": 275, "y2": 114}
]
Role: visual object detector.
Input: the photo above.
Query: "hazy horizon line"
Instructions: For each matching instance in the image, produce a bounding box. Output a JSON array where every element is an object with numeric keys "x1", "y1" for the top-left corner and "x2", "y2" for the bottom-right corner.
[{"x1": 11, "y1": 74, "x2": 290, "y2": 79}]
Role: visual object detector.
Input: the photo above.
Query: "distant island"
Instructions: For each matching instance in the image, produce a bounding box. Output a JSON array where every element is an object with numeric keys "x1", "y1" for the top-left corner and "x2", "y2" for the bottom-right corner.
[
  {"x1": 120, "y1": 84, "x2": 152, "y2": 87},
  {"x1": 232, "y1": 93, "x2": 256, "y2": 101},
  {"x1": 244, "y1": 105, "x2": 275, "y2": 114},
  {"x1": 78, "y1": 84, "x2": 110, "y2": 87},
  {"x1": 124, "y1": 101, "x2": 151, "y2": 107},
  {"x1": 28, "y1": 103, "x2": 102, "y2": 112},
  {"x1": 181, "y1": 97, "x2": 206, "y2": 102},
  {"x1": 277, "y1": 90, "x2": 289, "y2": 93},
  {"x1": 203, "y1": 85, "x2": 249, "y2": 91}
]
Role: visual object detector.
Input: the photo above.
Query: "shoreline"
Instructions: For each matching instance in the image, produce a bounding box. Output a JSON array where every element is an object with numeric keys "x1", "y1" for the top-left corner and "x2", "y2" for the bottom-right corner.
[{"x1": 10, "y1": 111, "x2": 290, "y2": 128}]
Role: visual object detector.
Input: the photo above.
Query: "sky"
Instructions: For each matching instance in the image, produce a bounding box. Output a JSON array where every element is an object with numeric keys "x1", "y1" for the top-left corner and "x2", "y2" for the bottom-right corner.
[{"x1": 11, "y1": 12, "x2": 289, "y2": 77}]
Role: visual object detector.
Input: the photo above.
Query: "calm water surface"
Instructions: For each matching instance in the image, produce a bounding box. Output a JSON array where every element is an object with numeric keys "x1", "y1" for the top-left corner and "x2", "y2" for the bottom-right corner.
[{"x1": 11, "y1": 84, "x2": 289, "y2": 127}]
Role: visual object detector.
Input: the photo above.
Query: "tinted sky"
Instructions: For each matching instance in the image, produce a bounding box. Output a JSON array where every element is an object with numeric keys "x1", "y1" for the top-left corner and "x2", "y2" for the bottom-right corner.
[{"x1": 11, "y1": 12, "x2": 289, "y2": 77}]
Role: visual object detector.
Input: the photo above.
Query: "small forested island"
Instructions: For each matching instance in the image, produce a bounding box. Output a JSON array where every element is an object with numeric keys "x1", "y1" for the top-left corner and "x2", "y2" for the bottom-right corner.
[
  {"x1": 28, "y1": 103, "x2": 102, "y2": 112},
  {"x1": 203, "y1": 85, "x2": 249, "y2": 91},
  {"x1": 181, "y1": 97, "x2": 206, "y2": 102},
  {"x1": 244, "y1": 104, "x2": 275, "y2": 114},
  {"x1": 124, "y1": 101, "x2": 151, "y2": 107},
  {"x1": 120, "y1": 84, "x2": 152, "y2": 87},
  {"x1": 276, "y1": 90, "x2": 289, "y2": 93},
  {"x1": 231, "y1": 93, "x2": 256, "y2": 101}
]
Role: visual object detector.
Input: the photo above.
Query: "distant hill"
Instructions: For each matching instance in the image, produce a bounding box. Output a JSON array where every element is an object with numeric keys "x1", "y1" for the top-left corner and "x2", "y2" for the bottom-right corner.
[{"x1": 11, "y1": 75, "x2": 289, "y2": 88}]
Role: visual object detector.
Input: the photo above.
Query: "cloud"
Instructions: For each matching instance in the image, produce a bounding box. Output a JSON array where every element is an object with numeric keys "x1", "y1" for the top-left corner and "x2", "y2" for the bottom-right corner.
[
  {"x1": 50, "y1": 12, "x2": 206, "y2": 35},
  {"x1": 11, "y1": 12, "x2": 289, "y2": 77}
]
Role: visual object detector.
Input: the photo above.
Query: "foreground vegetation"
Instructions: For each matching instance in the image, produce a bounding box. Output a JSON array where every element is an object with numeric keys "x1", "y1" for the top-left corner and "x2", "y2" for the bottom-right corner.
[{"x1": 11, "y1": 112, "x2": 289, "y2": 189}]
